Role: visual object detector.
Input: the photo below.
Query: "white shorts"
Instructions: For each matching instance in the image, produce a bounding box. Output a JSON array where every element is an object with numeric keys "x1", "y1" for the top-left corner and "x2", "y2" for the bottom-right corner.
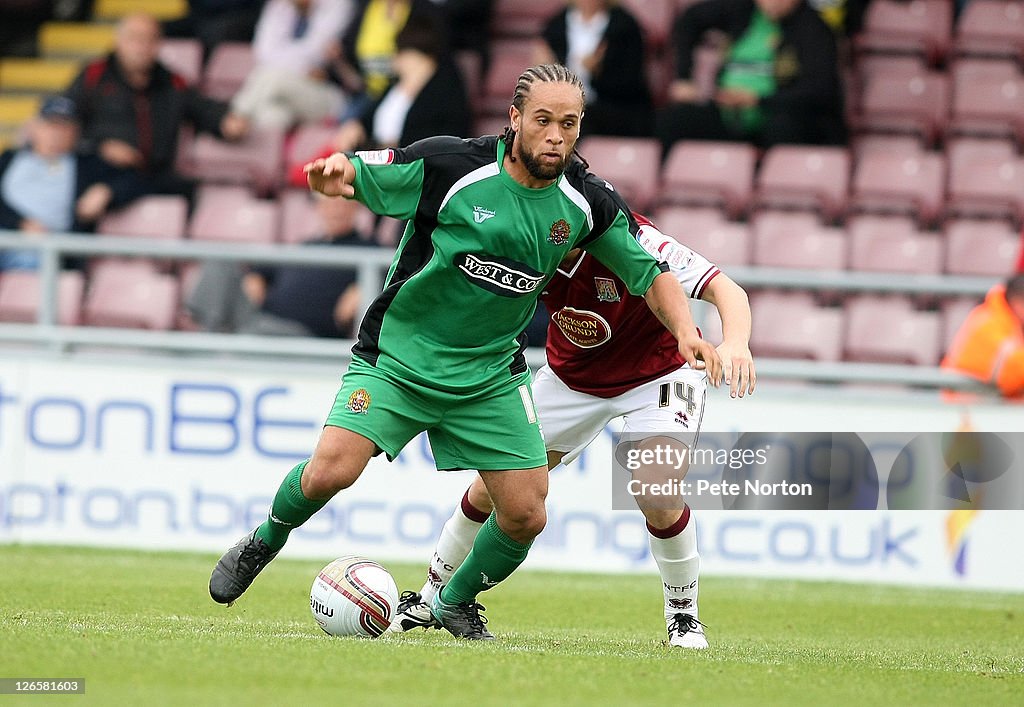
[{"x1": 533, "y1": 364, "x2": 708, "y2": 465}]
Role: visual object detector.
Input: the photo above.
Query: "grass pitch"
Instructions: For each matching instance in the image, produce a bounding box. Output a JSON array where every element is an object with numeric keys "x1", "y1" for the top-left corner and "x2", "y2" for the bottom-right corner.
[{"x1": 0, "y1": 545, "x2": 1021, "y2": 706}]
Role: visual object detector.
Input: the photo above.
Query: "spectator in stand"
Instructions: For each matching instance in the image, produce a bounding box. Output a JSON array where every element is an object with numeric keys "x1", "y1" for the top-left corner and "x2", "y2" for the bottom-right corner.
[
  {"x1": 810, "y1": 0, "x2": 868, "y2": 37},
  {"x1": 288, "y1": 18, "x2": 470, "y2": 186},
  {"x1": 186, "y1": 194, "x2": 377, "y2": 337},
  {"x1": 162, "y1": 0, "x2": 267, "y2": 62},
  {"x1": 64, "y1": 13, "x2": 249, "y2": 204},
  {"x1": 230, "y1": 0, "x2": 354, "y2": 130},
  {"x1": 655, "y1": 0, "x2": 847, "y2": 156},
  {"x1": 0, "y1": 96, "x2": 140, "y2": 271},
  {"x1": 328, "y1": 0, "x2": 442, "y2": 116},
  {"x1": 942, "y1": 275, "x2": 1024, "y2": 400},
  {"x1": 535, "y1": 0, "x2": 652, "y2": 138},
  {"x1": 432, "y1": 0, "x2": 495, "y2": 73}
]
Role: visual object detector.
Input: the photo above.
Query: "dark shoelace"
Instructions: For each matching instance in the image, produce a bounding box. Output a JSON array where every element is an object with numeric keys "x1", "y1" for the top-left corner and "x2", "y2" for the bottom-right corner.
[
  {"x1": 456, "y1": 602, "x2": 489, "y2": 630},
  {"x1": 668, "y1": 613, "x2": 706, "y2": 636},
  {"x1": 396, "y1": 591, "x2": 422, "y2": 610},
  {"x1": 236, "y1": 539, "x2": 272, "y2": 574}
]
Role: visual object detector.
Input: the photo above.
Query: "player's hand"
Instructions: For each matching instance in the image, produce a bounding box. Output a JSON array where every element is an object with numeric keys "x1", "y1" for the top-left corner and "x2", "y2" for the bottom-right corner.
[
  {"x1": 304, "y1": 152, "x2": 356, "y2": 198},
  {"x1": 716, "y1": 341, "x2": 756, "y2": 398},
  {"x1": 679, "y1": 335, "x2": 723, "y2": 388}
]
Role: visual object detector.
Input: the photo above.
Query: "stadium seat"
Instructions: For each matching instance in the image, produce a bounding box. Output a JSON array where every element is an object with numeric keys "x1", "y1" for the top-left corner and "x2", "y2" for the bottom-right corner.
[
  {"x1": 491, "y1": 0, "x2": 552, "y2": 38},
  {"x1": 856, "y1": 70, "x2": 950, "y2": 146},
  {"x1": 660, "y1": 141, "x2": 757, "y2": 218},
  {"x1": 652, "y1": 206, "x2": 750, "y2": 265},
  {"x1": 285, "y1": 121, "x2": 337, "y2": 176},
  {"x1": 94, "y1": 0, "x2": 187, "y2": 21},
  {"x1": 856, "y1": 54, "x2": 929, "y2": 83},
  {"x1": 576, "y1": 136, "x2": 661, "y2": 212},
  {"x1": 946, "y1": 153, "x2": 1024, "y2": 225},
  {"x1": 843, "y1": 295, "x2": 941, "y2": 366},
  {"x1": 188, "y1": 191, "x2": 280, "y2": 244},
  {"x1": 950, "y1": 72, "x2": 1024, "y2": 145},
  {"x1": 83, "y1": 262, "x2": 180, "y2": 330},
  {"x1": 954, "y1": 0, "x2": 1024, "y2": 60},
  {"x1": 189, "y1": 127, "x2": 285, "y2": 194},
  {"x1": 941, "y1": 296, "x2": 982, "y2": 352},
  {"x1": 749, "y1": 291, "x2": 844, "y2": 361},
  {"x1": 473, "y1": 114, "x2": 509, "y2": 138},
  {"x1": 479, "y1": 40, "x2": 536, "y2": 117},
  {"x1": 158, "y1": 38, "x2": 203, "y2": 87},
  {"x1": 855, "y1": 0, "x2": 953, "y2": 65},
  {"x1": 753, "y1": 145, "x2": 851, "y2": 222},
  {"x1": 280, "y1": 189, "x2": 382, "y2": 246},
  {"x1": 0, "y1": 270, "x2": 84, "y2": 325},
  {"x1": 38, "y1": 22, "x2": 116, "y2": 58},
  {"x1": 454, "y1": 50, "x2": 483, "y2": 105},
  {"x1": 850, "y1": 150, "x2": 946, "y2": 226},
  {"x1": 0, "y1": 58, "x2": 80, "y2": 93},
  {"x1": 944, "y1": 218, "x2": 1020, "y2": 276},
  {"x1": 97, "y1": 195, "x2": 189, "y2": 240},
  {"x1": 751, "y1": 211, "x2": 846, "y2": 270},
  {"x1": 202, "y1": 42, "x2": 253, "y2": 101},
  {"x1": 847, "y1": 214, "x2": 943, "y2": 275},
  {"x1": 619, "y1": 0, "x2": 673, "y2": 51},
  {"x1": 851, "y1": 134, "x2": 924, "y2": 166},
  {"x1": 946, "y1": 136, "x2": 1018, "y2": 171}
]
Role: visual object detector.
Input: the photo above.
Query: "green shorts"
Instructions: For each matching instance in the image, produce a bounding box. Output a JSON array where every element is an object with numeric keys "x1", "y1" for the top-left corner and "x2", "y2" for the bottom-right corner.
[{"x1": 326, "y1": 357, "x2": 546, "y2": 471}]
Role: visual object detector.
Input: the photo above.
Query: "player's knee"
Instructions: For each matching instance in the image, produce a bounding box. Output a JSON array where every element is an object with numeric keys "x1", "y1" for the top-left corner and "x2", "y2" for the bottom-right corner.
[
  {"x1": 303, "y1": 447, "x2": 365, "y2": 498},
  {"x1": 499, "y1": 503, "x2": 547, "y2": 542}
]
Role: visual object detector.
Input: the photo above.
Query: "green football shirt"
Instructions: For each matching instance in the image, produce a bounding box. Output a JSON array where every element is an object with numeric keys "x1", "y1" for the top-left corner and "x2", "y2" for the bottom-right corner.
[{"x1": 347, "y1": 135, "x2": 665, "y2": 393}]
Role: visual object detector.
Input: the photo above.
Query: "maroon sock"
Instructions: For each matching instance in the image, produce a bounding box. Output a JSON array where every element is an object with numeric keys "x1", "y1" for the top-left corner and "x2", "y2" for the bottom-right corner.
[
  {"x1": 647, "y1": 505, "x2": 691, "y2": 539},
  {"x1": 460, "y1": 488, "x2": 490, "y2": 524}
]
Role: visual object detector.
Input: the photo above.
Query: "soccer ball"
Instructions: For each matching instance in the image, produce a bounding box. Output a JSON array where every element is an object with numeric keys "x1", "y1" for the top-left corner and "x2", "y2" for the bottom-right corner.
[{"x1": 310, "y1": 556, "x2": 399, "y2": 638}]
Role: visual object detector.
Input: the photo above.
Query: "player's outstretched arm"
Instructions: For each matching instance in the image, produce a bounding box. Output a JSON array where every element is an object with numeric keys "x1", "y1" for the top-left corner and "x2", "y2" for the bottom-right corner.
[
  {"x1": 644, "y1": 272, "x2": 723, "y2": 387},
  {"x1": 304, "y1": 152, "x2": 356, "y2": 198},
  {"x1": 701, "y1": 273, "x2": 755, "y2": 398}
]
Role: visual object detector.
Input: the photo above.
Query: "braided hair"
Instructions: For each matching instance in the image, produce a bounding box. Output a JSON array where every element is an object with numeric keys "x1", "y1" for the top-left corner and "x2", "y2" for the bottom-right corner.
[{"x1": 502, "y1": 64, "x2": 589, "y2": 169}]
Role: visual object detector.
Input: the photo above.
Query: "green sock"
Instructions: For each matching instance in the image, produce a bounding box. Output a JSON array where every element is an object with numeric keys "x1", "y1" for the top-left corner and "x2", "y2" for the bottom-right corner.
[
  {"x1": 254, "y1": 460, "x2": 327, "y2": 552},
  {"x1": 440, "y1": 513, "x2": 532, "y2": 605}
]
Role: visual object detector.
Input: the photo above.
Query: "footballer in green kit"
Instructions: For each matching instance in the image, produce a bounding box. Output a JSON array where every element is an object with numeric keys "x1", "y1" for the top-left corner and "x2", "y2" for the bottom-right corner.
[{"x1": 209, "y1": 64, "x2": 723, "y2": 640}]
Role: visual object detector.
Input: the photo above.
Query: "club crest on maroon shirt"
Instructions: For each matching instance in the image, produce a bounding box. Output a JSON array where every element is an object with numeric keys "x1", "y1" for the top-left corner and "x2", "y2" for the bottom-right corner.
[{"x1": 594, "y1": 277, "x2": 620, "y2": 302}]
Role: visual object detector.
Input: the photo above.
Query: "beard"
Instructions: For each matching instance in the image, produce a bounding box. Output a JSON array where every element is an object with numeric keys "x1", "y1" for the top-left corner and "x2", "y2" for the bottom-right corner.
[{"x1": 518, "y1": 144, "x2": 569, "y2": 181}]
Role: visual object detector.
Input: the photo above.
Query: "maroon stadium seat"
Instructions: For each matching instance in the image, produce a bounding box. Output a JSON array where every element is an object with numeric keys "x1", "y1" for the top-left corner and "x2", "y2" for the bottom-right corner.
[
  {"x1": 752, "y1": 211, "x2": 846, "y2": 270},
  {"x1": 754, "y1": 145, "x2": 851, "y2": 222},
  {"x1": 950, "y1": 71, "x2": 1024, "y2": 145},
  {"x1": 856, "y1": 0, "x2": 953, "y2": 65},
  {"x1": 843, "y1": 294, "x2": 941, "y2": 366},
  {"x1": 850, "y1": 150, "x2": 946, "y2": 226},
  {"x1": 0, "y1": 270, "x2": 84, "y2": 325},
  {"x1": 479, "y1": 40, "x2": 536, "y2": 117},
  {"x1": 577, "y1": 136, "x2": 661, "y2": 212},
  {"x1": 652, "y1": 206, "x2": 750, "y2": 266},
  {"x1": 189, "y1": 126, "x2": 285, "y2": 194},
  {"x1": 941, "y1": 296, "x2": 982, "y2": 352},
  {"x1": 946, "y1": 136, "x2": 1018, "y2": 171},
  {"x1": 944, "y1": 218, "x2": 1021, "y2": 276},
  {"x1": 660, "y1": 141, "x2": 756, "y2": 218},
  {"x1": 946, "y1": 153, "x2": 1024, "y2": 224},
  {"x1": 98, "y1": 195, "x2": 189, "y2": 240},
  {"x1": 83, "y1": 262, "x2": 180, "y2": 330},
  {"x1": 202, "y1": 42, "x2": 254, "y2": 101},
  {"x1": 851, "y1": 134, "x2": 924, "y2": 166},
  {"x1": 285, "y1": 122, "x2": 337, "y2": 177},
  {"x1": 278, "y1": 188, "x2": 320, "y2": 245},
  {"x1": 955, "y1": 0, "x2": 1024, "y2": 60},
  {"x1": 857, "y1": 70, "x2": 950, "y2": 146},
  {"x1": 847, "y1": 214, "x2": 943, "y2": 275},
  {"x1": 188, "y1": 190, "x2": 280, "y2": 244},
  {"x1": 749, "y1": 291, "x2": 844, "y2": 361},
  {"x1": 620, "y1": 0, "x2": 673, "y2": 51},
  {"x1": 491, "y1": 0, "x2": 551, "y2": 38},
  {"x1": 159, "y1": 38, "x2": 202, "y2": 87}
]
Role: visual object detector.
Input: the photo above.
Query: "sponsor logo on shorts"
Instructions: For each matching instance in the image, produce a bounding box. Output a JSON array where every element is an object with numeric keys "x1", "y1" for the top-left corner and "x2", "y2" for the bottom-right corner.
[
  {"x1": 473, "y1": 205, "x2": 496, "y2": 223},
  {"x1": 548, "y1": 218, "x2": 571, "y2": 246},
  {"x1": 455, "y1": 253, "x2": 545, "y2": 297},
  {"x1": 346, "y1": 388, "x2": 372, "y2": 414},
  {"x1": 551, "y1": 307, "x2": 612, "y2": 348},
  {"x1": 355, "y1": 149, "x2": 394, "y2": 165},
  {"x1": 594, "y1": 277, "x2": 620, "y2": 302}
]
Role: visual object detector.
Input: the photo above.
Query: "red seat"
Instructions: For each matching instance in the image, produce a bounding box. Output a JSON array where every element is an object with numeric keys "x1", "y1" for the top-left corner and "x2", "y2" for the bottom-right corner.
[
  {"x1": 188, "y1": 191, "x2": 280, "y2": 244},
  {"x1": 850, "y1": 150, "x2": 946, "y2": 226},
  {"x1": 0, "y1": 270, "x2": 84, "y2": 325},
  {"x1": 189, "y1": 126, "x2": 285, "y2": 194},
  {"x1": 950, "y1": 72, "x2": 1024, "y2": 145},
  {"x1": 285, "y1": 121, "x2": 337, "y2": 181},
  {"x1": 652, "y1": 206, "x2": 749, "y2": 265},
  {"x1": 847, "y1": 214, "x2": 943, "y2": 274},
  {"x1": 944, "y1": 218, "x2": 1020, "y2": 276},
  {"x1": 454, "y1": 50, "x2": 483, "y2": 104},
  {"x1": 619, "y1": 0, "x2": 672, "y2": 51},
  {"x1": 754, "y1": 145, "x2": 851, "y2": 221},
  {"x1": 202, "y1": 42, "x2": 254, "y2": 101},
  {"x1": 941, "y1": 296, "x2": 982, "y2": 352},
  {"x1": 159, "y1": 38, "x2": 202, "y2": 87},
  {"x1": 856, "y1": 54, "x2": 930, "y2": 83},
  {"x1": 473, "y1": 114, "x2": 509, "y2": 138},
  {"x1": 955, "y1": 0, "x2": 1024, "y2": 60},
  {"x1": 660, "y1": 141, "x2": 757, "y2": 218},
  {"x1": 83, "y1": 262, "x2": 180, "y2": 330},
  {"x1": 752, "y1": 212, "x2": 846, "y2": 270},
  {"x1": 851, "y1": 134, "x2": 924, "y2": 166},
  {"x1": 857, "y1": 70, "x2": 950, "y2": 146},
  {"x1": 576, "y1": 136, "x2": 661, "y2": 212},
  {"x1": 843, "y1": 294, "x2": 941, "y2": 366},
  {"x1": 278, "y1": 188, "x2": 320, "y2": 245},
  {"x1": 946, "y1": 153, "x2": 1024, "y2": 225},
  {"x1": 946, "y1": 136, "x2": 1018, "y2": 171},
  {"x1": 856, "y1": 0, "x2": 953, "y2": 65},
  {"x1": 479, "y1": 40, "x2": 536, "y2": 117},
  {"x1": 491, "y1": 0, "x2": 552, "y2": 38},
  {"x1": 749, "y1": 291, "x2": 844, "y2": 361},
  {"x1": 97, "y1": 195, "x2": 189, "y2": 240}
]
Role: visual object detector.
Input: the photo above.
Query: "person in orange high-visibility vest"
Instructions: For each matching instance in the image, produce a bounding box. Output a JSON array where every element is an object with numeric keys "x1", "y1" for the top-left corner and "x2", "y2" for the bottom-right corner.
[{"x1": 942, "y1": 274, "x2": 1024, "y2": 398}]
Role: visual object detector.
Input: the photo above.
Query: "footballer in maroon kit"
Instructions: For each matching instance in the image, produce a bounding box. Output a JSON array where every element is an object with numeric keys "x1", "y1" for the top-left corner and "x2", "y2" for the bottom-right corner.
[{"x1": 392, "y1": 214, "x2": 755, "y2": 648}]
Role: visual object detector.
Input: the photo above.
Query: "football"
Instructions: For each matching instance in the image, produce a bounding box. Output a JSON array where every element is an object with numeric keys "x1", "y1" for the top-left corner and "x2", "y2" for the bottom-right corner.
[{"x1": 309, "y1": 556, "x2": 399, "y2": 638}]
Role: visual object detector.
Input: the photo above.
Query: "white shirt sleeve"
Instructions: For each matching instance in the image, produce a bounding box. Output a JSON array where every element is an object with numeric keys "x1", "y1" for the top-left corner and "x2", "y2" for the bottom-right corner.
[{"x1": 635, "y1": 222, "x2": 721, "y2": 299}]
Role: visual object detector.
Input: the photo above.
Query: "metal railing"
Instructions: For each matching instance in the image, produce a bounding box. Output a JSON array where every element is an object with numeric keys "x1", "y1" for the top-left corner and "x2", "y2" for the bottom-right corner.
[{"x1": 0, "y1": 230, "x2": 998, "y2": 393}]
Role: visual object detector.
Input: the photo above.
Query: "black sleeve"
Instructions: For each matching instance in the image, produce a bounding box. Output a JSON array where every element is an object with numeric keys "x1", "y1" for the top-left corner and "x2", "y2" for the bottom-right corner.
[
  {"x1": 399, "y1": 60, "x2": 472, "y2": 146},
  {"x1": 0, "y1": 150, "x2": 27, "y2": 229},
  {"x1": 63, "y1": 66, "x2": 98, "y2": 154},
  {"x1": 672, "y1": 0, "x2": 750, "y2": 80},
  {"x1": 760, "y1": 8, "x2": 843, "y2": 112},
  {"x1": 591, "y1": 8, "x2": 650, "y2": 104},
  {"x1": 183, "y1": 85, "x2": 230, "y2": 136},
  {"x1": 76, "y1": 154, "x2": 146, "y2": 209}
]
